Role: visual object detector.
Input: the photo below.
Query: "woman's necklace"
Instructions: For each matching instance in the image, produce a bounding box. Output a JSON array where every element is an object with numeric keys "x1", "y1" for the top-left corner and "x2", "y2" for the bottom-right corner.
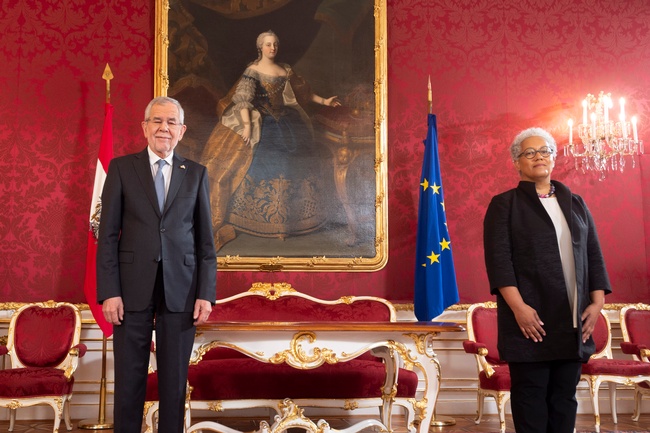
[{"x1": 537, "y1": 183, "x2": 555, "y2": 198}]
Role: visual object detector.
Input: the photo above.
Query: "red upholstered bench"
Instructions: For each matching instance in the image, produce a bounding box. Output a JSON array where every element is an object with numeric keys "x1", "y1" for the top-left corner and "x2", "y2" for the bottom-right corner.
[{"x1": 144, "y1": 283, "x2": 419, "y2": 433}]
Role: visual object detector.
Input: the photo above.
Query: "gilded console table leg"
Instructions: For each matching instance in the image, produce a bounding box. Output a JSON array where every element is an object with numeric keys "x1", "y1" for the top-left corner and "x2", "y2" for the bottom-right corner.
[
  {"x1": 400, "y1": 331, "x2": 456, "y2": 432},
  {"x1": 428, "y1": 355, "x2": 455, "y2": 427}
]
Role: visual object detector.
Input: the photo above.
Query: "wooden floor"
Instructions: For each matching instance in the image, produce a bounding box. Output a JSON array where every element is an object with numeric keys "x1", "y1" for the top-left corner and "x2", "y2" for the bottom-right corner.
[{"x1": 2, "y1": 413, "x2": 649, "y2": 433}]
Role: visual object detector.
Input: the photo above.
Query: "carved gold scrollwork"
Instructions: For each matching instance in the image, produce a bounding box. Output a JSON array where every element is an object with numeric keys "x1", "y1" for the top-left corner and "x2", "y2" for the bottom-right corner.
[
  {"x1": 208, "y1": 401, "x2": 224, "y2": 412},
  {"x1": 143, "y1": 402, "x2": 155, "y2": 433},
  {"x1": 641, "y1": 348, "x2": 650, "y2": 359},
  {"x1": 406, "y1": 397, "x2": 429, "y2": 422},
  {"x1": 186, "y1": 381, "x2": 391, "y2": 433},
  {"x1": 37, "y1": 300, "x2": 58, "y2": 308},
  {"x1": 587, "y1": 375, "x2": 597, "y2": 388},
  {"x1": 249, "y1": 282, "x2": 296, "y2": 299},
  {"x1": 0, "y1": 302, "x2": 26, "y2": 311},
  {"x1": 495, "y1": 393, "x2": 508, "y2": 432},
  {"x1": 339, "y1": 296, "x2": 354, "y2": 304},
  {"x1": 623, "y1": 378, "x2": 637, "y2": 386},
  {"x1": 382, "y1": 386, "x2": 397, "y2": 404},
  {"x1": 7, "y1": 400, "x2": 22, "y2": 409},
  {"x1": 269, "y1": 332, "x2": 338, "y2": 368},
  {"x1": 235, "y1": 399, "x2": 388, "y2": 433},
  {"x1": 388, "y1": 340, "x2": 416, "y2": 370},
  {"x1": 270, "y1": 399, "x2": 319, "y2": 433},
  {"x1": 404, "y1": 332, "x2": 439, "y2": 356}
]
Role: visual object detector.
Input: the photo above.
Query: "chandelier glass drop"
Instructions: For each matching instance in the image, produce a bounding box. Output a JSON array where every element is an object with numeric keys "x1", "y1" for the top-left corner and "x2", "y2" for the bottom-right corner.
[{"x1": 566, "y1": 91, "x2": 643, "y2": 180}]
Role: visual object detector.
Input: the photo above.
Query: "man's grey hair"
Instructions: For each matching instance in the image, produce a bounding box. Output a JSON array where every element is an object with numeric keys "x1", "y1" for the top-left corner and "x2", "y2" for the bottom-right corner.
[
  {"x1": 144, "y1": 96, "x2": 185, "y2": 124},
  {"x1": 510, "y1": 127, "x2": 557, "y2": 161}
]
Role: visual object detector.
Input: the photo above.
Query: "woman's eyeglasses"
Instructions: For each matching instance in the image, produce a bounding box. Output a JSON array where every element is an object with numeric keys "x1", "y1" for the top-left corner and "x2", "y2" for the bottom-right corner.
[{"x1": 518, "y1": 147, "x2": 553, "y2": 159}]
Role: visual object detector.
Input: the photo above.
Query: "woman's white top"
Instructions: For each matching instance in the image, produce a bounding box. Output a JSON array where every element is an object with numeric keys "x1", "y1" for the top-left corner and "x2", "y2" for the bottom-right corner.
[{"x1": 540, "y1": 196, "x2": 578, "y2": 328}]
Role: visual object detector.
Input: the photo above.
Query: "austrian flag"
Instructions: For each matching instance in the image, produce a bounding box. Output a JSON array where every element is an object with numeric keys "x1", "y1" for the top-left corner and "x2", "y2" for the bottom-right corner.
[{"x1": 83, "y1": 102, "x2": 114, "y2": 337}]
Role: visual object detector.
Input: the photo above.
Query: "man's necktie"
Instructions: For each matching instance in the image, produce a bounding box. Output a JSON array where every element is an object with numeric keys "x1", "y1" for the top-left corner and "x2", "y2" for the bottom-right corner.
[{"x1": 155, "y1": 159, "x2": 167, "y2": 212}]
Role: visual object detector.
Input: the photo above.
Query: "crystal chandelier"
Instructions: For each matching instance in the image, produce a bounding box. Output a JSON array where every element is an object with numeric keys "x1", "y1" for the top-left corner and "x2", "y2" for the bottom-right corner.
[{"x1": 566, "y1": 91, "x2": 643, "y2": 180}]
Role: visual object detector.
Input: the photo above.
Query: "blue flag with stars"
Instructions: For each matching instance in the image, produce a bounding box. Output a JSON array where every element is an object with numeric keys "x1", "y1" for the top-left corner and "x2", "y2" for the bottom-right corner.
[{"x1": 414, "y1": 114, "x2": 459, "y2": 321}]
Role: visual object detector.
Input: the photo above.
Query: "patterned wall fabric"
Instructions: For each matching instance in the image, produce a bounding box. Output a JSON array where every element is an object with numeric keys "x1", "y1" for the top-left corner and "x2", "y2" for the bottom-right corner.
[
  {"x1": 386, "y1": 0, "x2": 649, "y2": 303},
  {"x1": 0, "y1": 0, "x2": 648, "y2": 305},
  {"x1": 0, "y1": 0, "x2": 156, "y2": 302}
]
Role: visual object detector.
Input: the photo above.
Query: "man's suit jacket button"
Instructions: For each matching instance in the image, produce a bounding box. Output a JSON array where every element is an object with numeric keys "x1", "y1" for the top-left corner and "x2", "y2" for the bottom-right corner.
[{"x1": 160, "y1": 228, "x2": 166, "y2": 232}]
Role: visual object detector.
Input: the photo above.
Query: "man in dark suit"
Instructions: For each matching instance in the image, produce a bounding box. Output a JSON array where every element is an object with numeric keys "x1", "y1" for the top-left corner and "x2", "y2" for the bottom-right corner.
[{"x1": 97, "y1": 96, "x2": 217, "y2": 433}]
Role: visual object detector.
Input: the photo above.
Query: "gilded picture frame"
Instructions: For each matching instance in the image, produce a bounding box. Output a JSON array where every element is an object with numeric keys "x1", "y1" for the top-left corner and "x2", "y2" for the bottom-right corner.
[{"x1": 154, "y1": 0, "x2": 387, "y2": 272}]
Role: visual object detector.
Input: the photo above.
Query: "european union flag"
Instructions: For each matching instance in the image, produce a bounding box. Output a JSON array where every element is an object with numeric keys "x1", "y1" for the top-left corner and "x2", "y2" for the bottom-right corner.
[{"x1": 414, "y1": 114, "x2": 459, "y2": 321}]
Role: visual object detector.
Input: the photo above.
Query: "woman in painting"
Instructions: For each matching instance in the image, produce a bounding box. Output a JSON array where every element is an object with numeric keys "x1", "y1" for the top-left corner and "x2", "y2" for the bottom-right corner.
[{"x1": 202, "y1": 30, "x2": 341, "y2": 251}]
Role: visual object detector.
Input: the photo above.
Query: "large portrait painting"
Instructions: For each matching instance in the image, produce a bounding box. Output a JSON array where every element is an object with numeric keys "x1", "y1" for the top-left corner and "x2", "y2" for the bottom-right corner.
[{"x1": 154, "y1": 0, "x2": 387, "y2": 271}]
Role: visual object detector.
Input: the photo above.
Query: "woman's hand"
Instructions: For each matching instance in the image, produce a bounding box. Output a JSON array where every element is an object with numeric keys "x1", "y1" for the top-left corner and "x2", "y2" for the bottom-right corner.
[
  {"x1": 582, "y1": 290, "x2": 605, "y2": 343},
  {"x1": 512, "y1": 303, "x2": 546, "y2": 342},
  {"x1": 323, "y1": 96, "x2": 341, "y2": 107},
  {"x1": 240, "y1": 123, "x2": 251, "y2": 143},
  {"x1": 498, "y1": 286, "x2": 546, "y2": 342},
  {"x1": 581, "y1": 303, "x2": 602, "y2": 343}
]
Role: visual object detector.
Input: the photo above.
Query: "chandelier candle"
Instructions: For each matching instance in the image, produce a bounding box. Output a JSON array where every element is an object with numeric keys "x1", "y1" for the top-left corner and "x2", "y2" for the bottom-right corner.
[{"x1": 567, "y1": 91, "x2": 643, "y2": 180}]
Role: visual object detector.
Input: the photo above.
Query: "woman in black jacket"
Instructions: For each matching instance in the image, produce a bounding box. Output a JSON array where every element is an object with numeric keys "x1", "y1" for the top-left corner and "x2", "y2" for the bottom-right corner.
[{"x1": 483, "y1": 127, "x2": 611, "y2": 433}]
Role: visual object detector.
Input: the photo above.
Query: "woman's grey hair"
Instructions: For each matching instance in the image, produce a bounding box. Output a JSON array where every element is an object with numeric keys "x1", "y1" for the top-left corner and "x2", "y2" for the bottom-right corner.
[
  {"x1": 510, "y1": 127, "x2": 557, "y2": 161},
  {"x1": 144, "y1": 96, "x2": 185, "y2": 124},
  {"x1": 254, "y1": 30, "x2": 279, "y2": 64}
]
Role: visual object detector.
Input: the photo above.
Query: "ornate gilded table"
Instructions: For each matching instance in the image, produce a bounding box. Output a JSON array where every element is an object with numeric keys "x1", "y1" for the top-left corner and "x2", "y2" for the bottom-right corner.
[{"x1": 189, "y1": 320, "x2": 464, "y2": 433}]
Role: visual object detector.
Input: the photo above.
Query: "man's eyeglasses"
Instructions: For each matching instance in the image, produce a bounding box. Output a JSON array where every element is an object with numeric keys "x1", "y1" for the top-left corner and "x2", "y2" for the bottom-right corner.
[
  {"x1": 518, "y1": 147, "x2": 553, "y2": 159},
  {"x1": 146, "y1": 119, "x2": 182, "y2": 129}
]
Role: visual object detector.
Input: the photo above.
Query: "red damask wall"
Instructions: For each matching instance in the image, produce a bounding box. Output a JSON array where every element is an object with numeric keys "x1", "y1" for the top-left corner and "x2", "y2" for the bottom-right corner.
[{"x1": 1, "y1": 0, "x2": 648, "y2": 306}]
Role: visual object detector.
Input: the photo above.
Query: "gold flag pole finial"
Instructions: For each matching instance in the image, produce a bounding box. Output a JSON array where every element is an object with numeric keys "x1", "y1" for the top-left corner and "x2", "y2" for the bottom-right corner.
[
  {"x1": 427, "y1": 75, "x2": 432, "y2": 114},
  {"x1": 102, "y1": 64, "x2": 114, "y2": 104}
]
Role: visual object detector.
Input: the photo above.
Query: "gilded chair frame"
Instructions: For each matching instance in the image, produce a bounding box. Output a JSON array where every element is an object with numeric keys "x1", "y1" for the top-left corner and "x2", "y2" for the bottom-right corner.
[
  {"x1": 619, "y1": 303, "x2": 650, "y2": 421},
  {"x1": 0, "y1": 300, "x2": 84, "y2": 433},
  {"x1": 464, "y1": 301, "x2": 510, "y2": 433},
  {"x1": 581, "y1": 309, "x2": 650, "y2": 433}
]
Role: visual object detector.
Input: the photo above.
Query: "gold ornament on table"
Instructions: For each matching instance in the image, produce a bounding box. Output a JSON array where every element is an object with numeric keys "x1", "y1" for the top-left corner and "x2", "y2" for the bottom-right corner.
[{"x1": 566, "y1": 91, "x2": 643, "y2": 180}]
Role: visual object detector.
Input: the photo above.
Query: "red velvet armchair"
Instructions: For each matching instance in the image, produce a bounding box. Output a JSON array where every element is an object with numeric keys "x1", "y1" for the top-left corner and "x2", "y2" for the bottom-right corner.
[
  {"x1": 580, "y1": 309, "x2": 650, "y2": 433},
  {"x1": 0, "y1": 301, "x2": 87, "y2": 433},
  {"x1": 619, "y1": 303, "x2": 650, "y2": 421},
  {"x1": 462, "y1": 302, "x2": 511, "y2": 433}
]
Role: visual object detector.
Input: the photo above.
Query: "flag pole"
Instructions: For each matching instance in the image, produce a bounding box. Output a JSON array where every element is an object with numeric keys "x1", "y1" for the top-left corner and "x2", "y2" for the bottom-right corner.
[
  {"x1": 424, "y1": 77, "x2": 456, "y2": 427},
  {"x1": 78, "y1": 64, "x2": 115, "y2": 430},
  {"x1": 427, "y1": 75, "x2": 432, "y2": 114}
]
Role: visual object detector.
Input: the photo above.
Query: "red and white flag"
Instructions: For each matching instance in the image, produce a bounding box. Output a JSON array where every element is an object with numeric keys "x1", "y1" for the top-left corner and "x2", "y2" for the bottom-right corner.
[{"x1": 83, "y1": 102, "x2": 114, "y2": 337}]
